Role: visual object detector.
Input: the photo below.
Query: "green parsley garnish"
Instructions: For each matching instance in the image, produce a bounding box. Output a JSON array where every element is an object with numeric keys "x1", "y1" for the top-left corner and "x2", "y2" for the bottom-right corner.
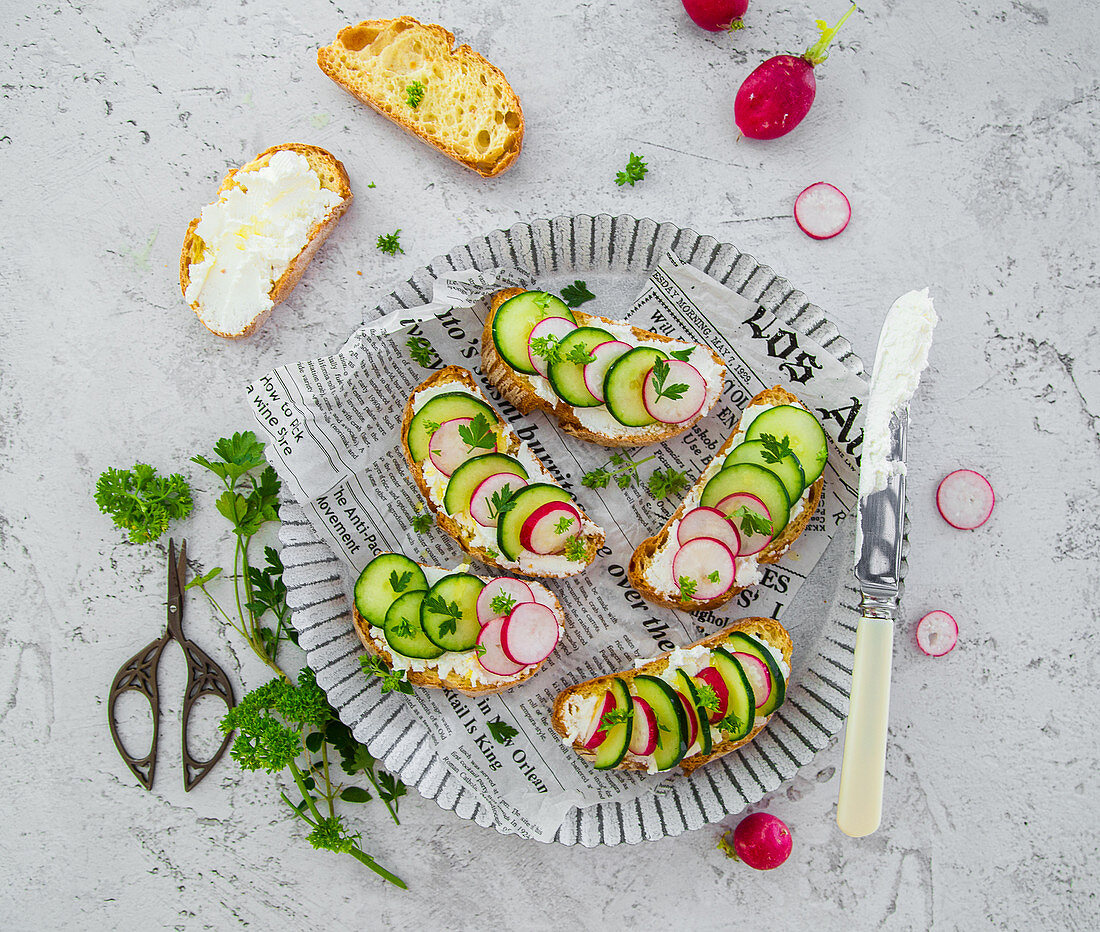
[
  {"x1": 707, "y1": 570, "x2": 720, "y2": 583},
  {"x1": 95, "y1": 462, "x2": 193, "y2": 544},
  {"x1": 487, "y1": 719, "x2": 519, "y2": 744},
  {"x1": 406, "y1": 336, "x2": 435, "y2": 368},
  {"x1": 554, "y1": 515, "x2": 575, "y2": 535},
  {"x1": 600, "y1": 707, "x2": 631, "y2": 730},
  {"x1": 404, "y1": 80, "x2": 425, "y2": 108},
  {"x1": 715, "y1": 709, "x2": 744, "y2": 736},
  {"x1": 377, "y1": 230, "x2": 404, "y2": 256},
  {"x1": 389, "y1": 570, "x2": 412, "y2": 593},
  {"x1": 565, "y1": 344, "x2": 595, "y2": 365},
  {"x1": 458, "y1": 413, "x2": 495, "y2": 452},
  {"x1": 677, "y1": 575, "x2": 698, "y2": 602},
  {"x1": 529, "y1": 333, "x2": 563, "y2": 365},
  {"x1": 669, "y1": 347, "x2": 694, "y2": 362},
  {"x1": 649, "y1": 357, "x2": 690, "y2": 403},
  {"x1": 647, "y1": 467, "x2": 690, "y2": 500},
  {"x1": 486, "y1": 483, "x2": 517, "y2": 521},
  {"x1": 694, "y1": 680, "x2": 720, "y2": 713},
  {"x1": 582, "y1": 451, "x2": 655, "y2": 491},
  {"x1": 563, "y1": 535, "x2": 588, "y2": 562},
  {"x1": 361, "y1": 655, "x2": 414, "y2": 696},
  {"x1": 759, "y1": 432, "x2": 794, "y2": 464},
  {"x1": 560, "y1": 280, "x2": 596, "y2": 308},
  {"x1": 489, "y1": 592, "x2": 517, "y2": 616},
  {"x1": 411, "y1": 513, "x2": 434, "y2": 534},
  {"x1": 728, "y1": 505, "x2": 773, "y2": 537},
  {"x1": 615, "y1": 152, "x2": 648, "y2": 187},
  {"x1": 422, "y1": 594, "x2": 464, "y2": 637}
]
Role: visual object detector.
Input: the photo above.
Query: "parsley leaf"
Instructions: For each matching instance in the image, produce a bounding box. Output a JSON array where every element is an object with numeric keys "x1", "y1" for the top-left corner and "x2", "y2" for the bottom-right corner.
[
  {"x1": 392, "y1": 618, "x2": 416, "y2": 639},
  {"x1": 94, "y1": 463, "x2": 193, "y2": 544},
  {"x1": 458, "y1": 413, "x2": 496, "y2": 452},
  {"x1": 615, "y1": 151, "x2": 649, "y2": 187},
  {"x1": 565, "y1": 343, "x2": 596, "y2": 365},
  {"x1": 728, "y1": 505, "x2": 773, "y2": 537},
  {"x1": 529, "y1": 333, "x2": 563, "y2": 365},
  {"x1": 581, "y1": 451, "x2": 655, "y2": 492},
  {"x1": 376, "y1": 230, "x2": 404, "y2": 256},
  {"x1": 649, "y1": 357, "x2": 690, "y2": 402},
  {"x1": 406, "y1": 336, "x2": 436, "y2": 368},
  {"x1": 411, "y1": 513, "x2": 434, "y2": 534},
  {"x1": 404, "y1": 80, "x2": 425, "y2": 108},
  {"x1": 694, "y1": 680, "x2": 720, "y2": 713},
  {"x1": 759, "y1": 432, "x2": 794, "y2": 464},
  {"x1": 361, "y1": 655, "x2": 414, "y2": 695},
  {"x1": 563, "y1": 535, "x2": 588, "y2": 562},
  {"x1": 486, "y1": 483, "x2": 518, "y2": 521},
  {"x1": 669, "y1": 347, "x2": 694, "y2": 362},
  {"x1": 420, "y1": 419, "x2": 442, "y2": 436},
  {"x1": 554, "y1": 515, "x2": 575, "y2": 535},
  {"x1": 423, "y1": 595, "x2": 464, "y2": 637},
  {"x1": 581, "y1": 466, "x2": 611, "y2": 490},
  {"x1": 489, "y1": 592, "x2": 517, "y2": 616},
  {"x1": 707, "y1": 570, "x2": 721, "y2": 583},
  {"x1": 487, "y1": 719, "x2": 519, "y2": 744},
  {"x1": 647, "y1": 467, "x2": 690, "y2": 500},
  {"x1": 601, "y1": 707, "x2": 631, "y2": 729},
  {"x1": 560, "y1": 280, "x2": 596, "y2": 308},
  {"x1": 389, "y1": 570, "x2": 412, "y2": 594},
  {"x1": 715, "y1": 709, "x2": 744, "y2": 736},
  {"x1": 678, "y1": 575, "x2": 698, "y2": 602}
]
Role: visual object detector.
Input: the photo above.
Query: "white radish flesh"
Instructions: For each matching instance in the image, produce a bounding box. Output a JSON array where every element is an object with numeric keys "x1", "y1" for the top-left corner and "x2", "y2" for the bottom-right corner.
[
  {"x1": 642, "y1": 360, "x2": 708, "y2": 424},
  {"x1": 476, "y1": 616, "x2": 527, "y2": 676},
  {"x1": 916, "y1": 611, "x2": 958, "y2": 657},
  {"x1": 581, "y1": 690, "x2": 616, "y2": 749},
  {"x1": 527, "y1": 317, "x2": 577, "y2": 377},
  {"x1": 476, "y1": 577, "x2": 534, "y2": 624},
  {"x1": 428, "y1": 418, "x2": 496, "y2": 476},
  {"x1": 671, "y1": 537, "x2": 736, "y2": 600},
  {"x1": 583, "y1": 340, "x2": 632, "y2": 402},
  {"x1": 500, "y1": 602, "x2": 561, "y2": 665},
  {"x1": 794, "y1": 182, "x2": 851, "y2": 240},
  {"x1": 937, "y1": 469, "x2": 995, "y2": 530},
  {"x1": 716, "y1": 492, "x2": 773, "y2": 556},
  {"x1": 732, "y1": 652, "x2": 772, "y2": 709},
  {"x1": 677, "y1": 506, "x2": 742, "y2": 556},
  {"x1": 520, "y1": 501, "x2": 582, "y2": 555},
  {"x1": 628, "y1": 696, "x2": 658, "y2": 756},
  {"x1": 469, "y1": 473, "x2": 528, "y2": 527}
]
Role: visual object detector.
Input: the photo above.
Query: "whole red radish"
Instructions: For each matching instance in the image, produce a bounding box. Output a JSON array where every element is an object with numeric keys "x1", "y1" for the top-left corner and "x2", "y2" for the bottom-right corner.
[
  {"x1": 682, "y1": 0, "x2": 749, "y2": 32},
  {"x1": 722, "y1": 812, "x2": 792, "y2": 870},
  {"x1": 734, "y1": 4, "x2": 857, "y2": 140}
]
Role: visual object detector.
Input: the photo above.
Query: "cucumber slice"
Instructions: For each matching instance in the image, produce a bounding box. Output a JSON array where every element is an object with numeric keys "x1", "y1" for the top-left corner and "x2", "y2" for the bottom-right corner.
[
  {"x1": 727, "y1": 631, "x2": 786, "y2": 717},
  {"x1": 594, "y1": 677, "x2": 633, "y2": 770},
  {"x1": 497, "y1": 483, "x2": 576, "y2": 561},
  {"x1": 354, "y1": 553, "x2": 429, "y2": 627},
  {"x1": 744, "y1": 405, "x2": 828, "y2": 485},
  {"x1": 547, "y1": 327, "x2": 614, "y2": 407},
  {"x1": 710, "y1": 647, "x2": 754, "y2": 742},
  {"x1": 603, "y1": 347, "x2": 668, "y2": 427},
  {"x1": 383, "y1": 590, "x2": 443, "y2": 659},
  {"x1": 407, "y1": 392, "x2": 498, "y2": 464},
  {"x1": 420, "y1": 573, "x2": 485, "y2": 652},
  {"x1": 632, "y1": 674, "x2": 688, "y2": 771},
  {"x1": 492, "y1": 291, "x2": 577, "y2": 375},
  {"x1": 724, "y1": 440, "x2": 806, "y2": 503},
  {"x1": 671, "y1": 668, "x2": 712, "y2": 758},
  {"x1": 443, "y1": 453, "x2": 528, "y2": 517},
  {"x1": 701, "y1": 463, "x2": 791, "y2": 537}
]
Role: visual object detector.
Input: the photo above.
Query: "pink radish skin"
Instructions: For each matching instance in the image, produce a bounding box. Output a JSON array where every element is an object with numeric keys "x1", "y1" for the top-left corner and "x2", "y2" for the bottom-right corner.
[
  {"x1": 696, "y1": 667, "x2": 729, "y2": 724},
  {"x1": 678, "y1": 506, "x2": 743, "y2": 556},
  {"x1": 500, "y1": 602, "x2": 561, "y2": 665},
  {"x1": 476, "y1": 617, "x2": 527, "y2": 676},
  {"x1": 732, "y1": 652, "x2": 772, "y2": 709},
  {"x1": 527, "y1": 317, "x2": 576, "y2": 378},
  {"x1": 469, "y1": 473, "x2": 528, "y2": 527},
  {"x1": 682, "y1": 0, "x2": 748, "y2": 31},
  {"x1": 794, "y1": 182, "x2": 851, "y2": 240},
  {"x1": 476, "y1": 577, "x2": 534, "y2": 624},
  {"x1": 937, "y1": 470, "x2": 995, "y2": 530},
  {"x1": 677, "y1": 691, "x2": 700, "y2": 749},
  {"x1": 916, "y1": 611, "x2": 958, "y2": 657},
  {"x1": 730, "y1": 812, "x2": 793, "y2": 870},
  {"x1": 519, "y1": 501, "x2": 582, "y2": 555},
  {"x1": 672, "y1": 537, "x2": 736, "y2": 600},
  {"x1": 581, "y1": 691, "x2": 617, "y2": 749},
  {"x1": 716, "y1": 492, "x2": 773, "y2": 556},
  {"x1": 642, "y1": 360, "x2": 708, "y2": 424},
  {"x1": 628, "y1": 697, "x2": 659, "y2": 756},
  {"x1": 734, "y1": 5, "x2": 857, "y2": 140},
  {"x1": 583, "y1": 340, "x2": 631, "y2": 402},
  {"x1": 428, "y1": 418, "x2": 496, "y2": 476}
]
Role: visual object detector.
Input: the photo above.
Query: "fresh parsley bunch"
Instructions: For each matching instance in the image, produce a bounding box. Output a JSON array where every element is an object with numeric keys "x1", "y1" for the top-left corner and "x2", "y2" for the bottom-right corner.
[{"x1": 95, "y1": 463, "x2": 193, "y2": 544}]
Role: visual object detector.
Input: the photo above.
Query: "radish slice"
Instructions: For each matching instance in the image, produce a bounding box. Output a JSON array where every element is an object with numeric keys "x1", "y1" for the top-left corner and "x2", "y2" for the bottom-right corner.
[
  {"x1": 583, "y1": 340, "x2": 632, "y2": 402},
  {"x1": 528, "y1": 581, "x2": 559, "y2": 612},
  {"x1": 476, "y1": 577, "x2": 534, "y2": 624},
  {"x1": 527, "y1": 317, "x2": 577, "y2": 377},
  {"x1": 695, "y1": 668, "x2": 729, "y2": 724},
  {"x1": 520, "y1": 501, "x2": 582, "y2": 555},
  {"x1": 732, "y1": 652, "x2": 772, "y2": 709},
  {"x1": 580, "y1": 691, "x2": 617, "y2": 749},
  {"x1": 937, "y1": 470, "x2": 995, "y2": 530},
  {"x1": 427, "y1": 418, "x2": 496, "y2": 476},
  {"x1": 642, "y1": 360, "x2": 707, "y2": 424},
  {"x1": 794, "y1": 182, "x2": 851, "y2": 240},
  {"x1": 677, "y1": 506, "x2": 742, "y2": 556},
  {"x1": 500, "y1": 602, "x2": 561, "y2": 664},
  {"x1": 628, "y1": 696, "x2": 659, "y2": 756},
  {"x1": 716, "y1": 493, "x2": 773, "y2": 556},
  {"x1": 469, "y1": 473, "x2": 528, "y2": 527},
  {"x1": 916, "y1": 611, "x2": 958, "y2": 657},
  {"x1": 671, "y1": 537, "x2": 736, "y2": 600},
  {"x1": 676, "y1": 691, "x2": 699, "y2": 749},
  {"x1": 476, "y1": 616, "x2": 527, "y2": 676}
]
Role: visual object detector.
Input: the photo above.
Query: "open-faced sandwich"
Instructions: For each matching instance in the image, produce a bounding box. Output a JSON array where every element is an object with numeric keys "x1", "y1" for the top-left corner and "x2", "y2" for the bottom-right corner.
[
  {"x1": 628, "y1": 386, "x2": 827, "y2": 611},
  {"x1": 481, "y1": 288, "x2": 727, "y2": 447},
  {"x1": 402, "y1": 366, "x2": 605, "y2": 577},
  {"x1": 353, "y1": 552, "x2": 564, "y2": 695},
  {"x1": 552, "y1": 618, "x2": 791, "y2": 773}
]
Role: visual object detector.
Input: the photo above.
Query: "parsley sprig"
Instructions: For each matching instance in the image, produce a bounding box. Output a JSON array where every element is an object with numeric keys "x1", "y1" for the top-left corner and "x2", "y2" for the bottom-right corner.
[
  {"x1": 669, "y1": 347, "x2": 695, "y2": 362},
  {"x1": 715, "y1": 709, "x2": 744, "y2": 737},
  {"x1": 406, "y1": 335, "x2": 436, "y2": 368},
  {"x1": 647, "y1": 467, "x2": 690, "y2": 500},
  {"x1": 411, "y1": 512, "x2": 434, "y2": 534},
  {"x1": 377, "y1": 230, "x2": 404, "y2": 256},
  {"x1": 728, "y1": 505, "x2": 773, "y2": 537},
  {"x1": 649, "y1": 358, "x2": 690, "y2": 402},
  {"x1": 95, "y1": 463, "x2": 193, "y2": 544},
  {"x1": 423, "y1": 594, "x2": 464, "y2": 637},
  {"x1": 616, "y1": 152, "x2": 648, "y2": 187},
  {"x1": 560, "y1": 280, "x2": 596, "y2": 308},
  {"x1": 361, "y1": 655, "x2": 414, "y2": 695},
  {"x1": 759, "y1": 432, "x2": 794, "y2": 464},
  {"x1": 694, "y1": 680, "x2": 720, "y2": 713},
  {"x1": 529, "y1": 333, "x2": 563, "y2": 365},
  {"x1": 405, "y1": 80, "x2": 425, "y2": 108},
  {"x1": 678, "y1": 575, "x2": 698, "y2": 602},
  {"x1": 601, "y1": 707, "x2": 631, "y2": 730},
  {"x1": 486, "y1": 483, "x2": 518, "y2": 521},
  {"x1": 563, "y1": 535, "x2": 588, "y2": 562},
  {"x1": 489, "y1": 592, "x2": 517, "y2": 616},
  {"x1": 487, "y1": 719, "x2": 519, "y2": 744},
  {"x1": 458, "y1": 413, "x2": 496, "y2": 452},
  {"x1": 554, "y1": 515, "x2": 575, "y2": 535},
  {"x1": 582, "y1": 451, "x2": 656, "y2": 491}
]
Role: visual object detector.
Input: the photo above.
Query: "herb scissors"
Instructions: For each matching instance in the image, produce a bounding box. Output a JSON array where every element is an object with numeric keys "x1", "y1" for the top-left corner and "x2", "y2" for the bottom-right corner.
[{"x1": 108, "y1": 539, "x2": 235, "y2": 791}]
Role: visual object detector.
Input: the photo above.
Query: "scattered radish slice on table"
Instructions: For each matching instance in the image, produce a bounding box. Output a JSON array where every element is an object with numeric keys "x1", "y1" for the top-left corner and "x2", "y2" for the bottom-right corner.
[
  {"x1": 734, "y1": 4, "x2": 858, "y2": 140},
  {"x1": 672, "y1": 537, "x2": 736, "y2": 599},
  {"x1": 916, "y1": 611, "x2": 958, "y2": 657},
  {"x1": 501, "y1": 602, "x2": 560, "y2": 664},
  {"x1": 794, "y1": 182, "x2": 851, "y2": 239},
  {"x1": 726, "y1": 812, "x2": 792, "y2": 870},
  {"x1": 528, "y1": 317, "x2": 576, "y2": 377},
  {"x1": 628, "y1": 697, "x2": 659, "y2": 756},
  {"x1": 681, "y1": 0, "x2": 749, "y2": 31},
  {"x1": 477, "y1": 616, "x2": 527, "y2": 676},
  {"x1": 937, "y1": 469, "x2": 995, "y2": 529},
  {"x1": 476, "y1": 577, "x2": 534, "y2": 624}
]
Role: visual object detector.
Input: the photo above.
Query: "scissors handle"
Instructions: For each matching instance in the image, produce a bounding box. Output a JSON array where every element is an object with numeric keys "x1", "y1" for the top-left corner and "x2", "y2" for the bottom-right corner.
[
  {"x1": 107, "y1": 632, "x2": 169, "y2": 791},
  {"x1": 179, "y1": 636, "x2": 235, "y2": 792}
]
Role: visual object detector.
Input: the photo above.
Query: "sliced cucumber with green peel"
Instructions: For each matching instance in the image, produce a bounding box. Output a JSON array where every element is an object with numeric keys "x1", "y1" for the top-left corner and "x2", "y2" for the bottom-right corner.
[
  {"x1": 498, "y1": 483, "x2": 576, "y2": 561},
  {"x1": 701, "y1": 463, "x2": 791, "y2": 537},
  {"x1": 443, "y1": 453, "x2": 528, "y2": 517},
  {"x1": 604, "y1": 347, "x2": 668, "y2": 427},
  {"x1": 383, "y1": 590, "x2": 443, "y2": 659},
  {"x1": 710, "y1": 647, "x2": 754, "y2": 742},
  {"x1": 547, "y1": 327, "x2": 614, "y2": 407},
  {"x1": 671, "y1": 668, "x2": 712, "y2": 758},
  {"x1": 420, "y1": 573, "x2": 484, "y2": 651},
  {"x1": 492, "y1": 291, "x2": 576, "y2": 375},
  {"x1": 744, "y1": 405, "x2": 828, "y2": 485},
  {"x1": 727, "y1": 631, "x2": 786, "y2": 717},
  {"x1": 354, "y1": 553, "x2": 428, "y2": 627},
  {"x1": 407, "y1": 392, "x2": 498, "y2": 463},
  {"x1": 632, "y1": 674, "x2": 688, "y2": 771},
  {"x1": 724, "y1": 440, "x2": 806, "y2": 503},
  {"x1": 594, "y1": 677, "x2": 633, "y2": 770}
]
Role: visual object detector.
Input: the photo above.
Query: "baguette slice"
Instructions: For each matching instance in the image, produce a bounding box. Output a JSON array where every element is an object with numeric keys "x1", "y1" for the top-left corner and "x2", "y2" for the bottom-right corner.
[
  {"x1": 483, "y1": 288, "x2": 727, "y2": 447},
  {"x1": 353, "y1": 562, "x2": 565, "y2": 697},
  {"x1": 180, "y1": 143, "x2": 352, "y2": 339},
  {"x1": 401, "y1": 366, "x2": 605, "y2": 577},
  {"x1": 628, "y1": 387, "x2": 825, "y2": 612},
  {"x1": 552, "y1": 617, "x2": 792, "y2": 774},
  {"x1": 318, "y1": 18, "x2": 524, "y2": 178}
]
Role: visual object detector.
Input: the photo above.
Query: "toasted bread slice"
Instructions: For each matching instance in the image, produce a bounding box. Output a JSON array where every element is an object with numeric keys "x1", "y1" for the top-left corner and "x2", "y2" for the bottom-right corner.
[
  {"x1": 482, "y1": 288, "x2": 727, "y2": 447},
  {"x1": 552, "y1": 617, "x2": 792, "y2": 774},
  {"x1": 317, "y1": 18, "x2": 524, "y2": 178},
  {"x1": 180, "y1": 143, "x2": 351, "y2": 339},
  {"x1": 628, "y1": 387, "x2": 824, "y2": 612},
  {"x1": 401, "y1": 366, "x2": 605, "y2": 577}
]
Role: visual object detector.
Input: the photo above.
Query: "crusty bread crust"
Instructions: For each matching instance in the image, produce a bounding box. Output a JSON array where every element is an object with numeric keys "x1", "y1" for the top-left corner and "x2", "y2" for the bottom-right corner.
[
  {"x1": 351, "y1": 566, "x2": 564, "y2": 696},
  {"x1": 627, "y1": 386, "x2": 824, "y2": 612},
  {"x1": 317, "y1": 18, "x2": 523, "y2": 178},
  {"x1": 551, "y1": 617, "x2": 792, "y2": 774},
  {"x1": 179, "y1": 143, "x2": 352, "y2": 339},
  {"x1": 401, "y1": 366, "x2": 605, "y2": 577},
  {"x1": 482, "y1": 288, "x2": 728, "y2": 448}
]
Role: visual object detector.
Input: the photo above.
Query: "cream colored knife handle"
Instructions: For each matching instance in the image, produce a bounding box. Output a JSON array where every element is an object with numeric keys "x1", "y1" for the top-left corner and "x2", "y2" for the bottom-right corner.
[{"x1": 837, "y1": 616, "x2": 894, "y2": 837}]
